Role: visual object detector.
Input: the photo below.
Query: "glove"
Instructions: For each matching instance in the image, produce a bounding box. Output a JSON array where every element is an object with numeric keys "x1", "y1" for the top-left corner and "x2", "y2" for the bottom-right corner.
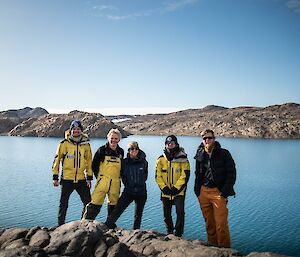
[
  {"x1": 162, "y1": 187, "x2": 172, "y2": 195},
  {"x1": 170, "y1": 187, "x2": 180, "y2": 195}
]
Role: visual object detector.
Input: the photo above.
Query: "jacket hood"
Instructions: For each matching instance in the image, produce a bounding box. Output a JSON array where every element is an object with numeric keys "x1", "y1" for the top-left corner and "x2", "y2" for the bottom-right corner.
[
  {"x1": 164, "y1": 146, "x2": 187, "y2": 161},
  {"x1": 125, "y1": 149, "x2": 146, "y2": 162},
  {"x1": 64, "y1": 129, "x2": 90, "y2": 143}
]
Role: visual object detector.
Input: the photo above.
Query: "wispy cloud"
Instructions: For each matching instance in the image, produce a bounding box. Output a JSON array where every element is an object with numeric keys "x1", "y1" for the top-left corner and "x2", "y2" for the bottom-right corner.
[
  {"x1": 163, "y1": 0, "x2": 199, "y2": 12},
  {"x1": 286, "y1": 0, "x2": 300, "y2": 13},
  {"x1": 88, "y1": 0, "x2": 199, "y2": 21}
]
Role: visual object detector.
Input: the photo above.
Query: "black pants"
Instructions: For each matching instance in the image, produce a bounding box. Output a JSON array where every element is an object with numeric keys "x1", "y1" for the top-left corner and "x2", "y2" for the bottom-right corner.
[
  {"x1": 58, "y1": 180, "x2": 91, "y2": 226},
  {"x1": 105, "y1": 191, "x2": 147, "y2": 229},
  {"x1": 162, "y1": 195, "x2": 185, "y2": 237}
]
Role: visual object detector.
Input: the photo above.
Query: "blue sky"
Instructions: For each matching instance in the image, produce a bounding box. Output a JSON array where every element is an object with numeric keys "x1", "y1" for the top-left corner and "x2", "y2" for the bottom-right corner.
[{"x1": 1, "y1": 0, "x2": 300, "y2": 115}]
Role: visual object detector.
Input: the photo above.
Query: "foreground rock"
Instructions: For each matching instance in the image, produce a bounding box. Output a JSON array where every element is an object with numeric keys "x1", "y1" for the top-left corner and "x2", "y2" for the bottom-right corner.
[
  {"x1": 114, "y1": 103, "x2": 300, "y2": 139},
  {"x1": 0, "y1": 221, "x2": 290, "y2": 257},
  {"x1": 8, "y1": 110, "x2": 129, "y2": 138}
]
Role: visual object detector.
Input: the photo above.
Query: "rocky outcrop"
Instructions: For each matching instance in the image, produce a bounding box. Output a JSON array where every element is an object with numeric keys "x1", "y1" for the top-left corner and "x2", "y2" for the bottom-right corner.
[
  {"x1": 0, "y1": 107, "x2": 48, "y2": 134},
  {"x1": 0, "y1": 221, "x2": 289, "y2": 257},
  {"x1": 115, "y1": 103, "x2": 300, "y2": 139},
  {"x1": 2, "y1": 103, "x2": 300, "y2": 138},
  {"x1": 8, "y1": 110, "x2": 129, "y2": 138}
]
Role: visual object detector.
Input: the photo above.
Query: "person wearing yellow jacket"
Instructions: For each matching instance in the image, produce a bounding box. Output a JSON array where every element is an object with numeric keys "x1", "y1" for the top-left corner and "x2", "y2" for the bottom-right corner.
[
  {"x1": 155, "y1": 135, "x2": 190, "y2": 237},
  {"x1": 83, "y1": 128, "x2": 124, "y2": 220},
  {"x1": 52, "y1": 120, "x2": 93, "y2": 226}
]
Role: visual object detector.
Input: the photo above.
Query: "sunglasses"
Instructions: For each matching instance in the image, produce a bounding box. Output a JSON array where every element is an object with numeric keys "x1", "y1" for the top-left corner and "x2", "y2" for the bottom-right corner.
[
  {"x1": 166, "y1": 141, "x2": 176, "y2": 145},
  {"x1": 202, "y1": 136, "x2": 214, "y2": 141},
  {"x1": 129, "y1": 147, "x2": 139, "y2": 151}
]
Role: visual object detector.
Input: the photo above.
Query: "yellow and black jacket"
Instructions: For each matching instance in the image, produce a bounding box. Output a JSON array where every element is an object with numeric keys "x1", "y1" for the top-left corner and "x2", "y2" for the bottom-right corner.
[
  {"x1": 156, "y1": 148, "x2": 190, "y2": 200},
  {"x1": 52, "y1": 130, "x2": 93, "y2": 182}
]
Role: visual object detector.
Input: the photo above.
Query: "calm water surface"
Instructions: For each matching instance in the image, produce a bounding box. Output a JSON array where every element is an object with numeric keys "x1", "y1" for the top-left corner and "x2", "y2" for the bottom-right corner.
[{"x1": 0, "y1": 135, "x2": 299, "y2": 257}]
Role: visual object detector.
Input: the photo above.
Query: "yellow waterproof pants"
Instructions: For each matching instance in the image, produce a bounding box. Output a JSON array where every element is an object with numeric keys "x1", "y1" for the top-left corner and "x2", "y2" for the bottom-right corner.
[{"x1": 91, "y1": 175, "x2": 120, "y2": 205}]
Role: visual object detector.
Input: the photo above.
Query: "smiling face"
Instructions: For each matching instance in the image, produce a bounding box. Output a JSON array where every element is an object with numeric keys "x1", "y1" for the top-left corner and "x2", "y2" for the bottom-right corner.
[
  {"x1": 129, "y1": 146, "x2": 139, "y2": 158},
  {"x1": 71, "y1": 127, "x2": 82, "y2": 138},
  {"x1": 108, "y1": 132, "x2": 120, "y2": 150}
]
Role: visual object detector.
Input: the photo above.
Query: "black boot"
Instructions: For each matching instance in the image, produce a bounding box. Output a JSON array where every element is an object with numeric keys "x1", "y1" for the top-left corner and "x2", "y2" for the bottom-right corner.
[
  {"x1": 107, "y1": 205, "x2": 116, "y2": 216},
  {"x1": 82, "y1": 203, "x2": 101, "y2": 220}
]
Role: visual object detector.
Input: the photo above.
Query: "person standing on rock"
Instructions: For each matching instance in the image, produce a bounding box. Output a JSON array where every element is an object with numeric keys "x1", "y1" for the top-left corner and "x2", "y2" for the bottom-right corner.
[
  {"x1": 105, "y1": 141, "x2": 148, "y2": 230},
  {"x1": 194, "y1": 129, "x2": 236, "y2": 248},
  {"x1": 52, "y1": 120, "x2": 93, "y2": 226},
  {"x1": 155, "y1": 135, "x2": 190, "y2": 237},
  {"x1": 83, "y1": 128, "x2": 124, "y2": 220}
]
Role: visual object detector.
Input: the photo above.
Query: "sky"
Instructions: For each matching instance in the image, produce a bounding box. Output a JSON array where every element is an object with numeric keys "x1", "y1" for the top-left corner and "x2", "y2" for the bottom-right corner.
[{"x1": 1, "y1": 0, "x2": 300, "y2": 115}]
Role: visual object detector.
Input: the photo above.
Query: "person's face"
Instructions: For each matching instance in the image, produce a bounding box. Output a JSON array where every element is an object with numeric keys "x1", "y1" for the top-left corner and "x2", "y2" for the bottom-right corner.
[
  {"x1": 71, "y1": 127, "x2": 82, "y2": 137},
  {"x1": 202, "y1": 132, "x2": 215, "y2": 149},
  {"x1": 108, "y1": 133, "x2": 120, "y2": 150},
  {"x1": 129, "y1": 146, "x2": 139, "y2": 158},
  {"x1": 166, "y1": 141, "x2": 176, "y2": 150}
]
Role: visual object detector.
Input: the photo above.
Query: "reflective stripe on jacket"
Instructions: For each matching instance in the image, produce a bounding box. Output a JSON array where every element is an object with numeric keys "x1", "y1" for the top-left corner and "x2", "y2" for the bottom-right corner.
[{"x1": 52, "y1": 130, "x2": 93, "y2": 182}]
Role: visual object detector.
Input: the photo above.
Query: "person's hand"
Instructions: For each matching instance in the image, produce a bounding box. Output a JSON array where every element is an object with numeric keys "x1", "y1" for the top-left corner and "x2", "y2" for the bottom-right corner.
[
  {"x1": 162, "y1": 187, "x2": 172, "y2": 195},
  {"x1": 53, "y1": 180, "x2": 59, "y2": 187},
  {"x1": 170, "y1": 187, "x2": 180, "y2": 195},
  {"x1": 87, "y1": 180, "x2": 92, "y2": 189}
]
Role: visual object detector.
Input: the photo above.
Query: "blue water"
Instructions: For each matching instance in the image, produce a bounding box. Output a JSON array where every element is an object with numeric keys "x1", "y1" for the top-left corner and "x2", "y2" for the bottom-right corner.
[{"x1": 0, "y1": 135, "x2": 299, "y2": 257}]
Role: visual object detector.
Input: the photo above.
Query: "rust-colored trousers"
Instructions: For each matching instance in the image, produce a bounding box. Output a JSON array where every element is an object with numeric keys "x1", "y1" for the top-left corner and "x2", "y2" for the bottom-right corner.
[{"x1": 198, "y1": 186, "x2": 231, "y2": 248}]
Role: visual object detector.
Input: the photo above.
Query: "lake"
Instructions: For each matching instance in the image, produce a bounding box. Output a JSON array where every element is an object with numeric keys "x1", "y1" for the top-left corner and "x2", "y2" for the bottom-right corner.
[{"x1": 0, "y1": 135, "x2": 299, "y2": 256}]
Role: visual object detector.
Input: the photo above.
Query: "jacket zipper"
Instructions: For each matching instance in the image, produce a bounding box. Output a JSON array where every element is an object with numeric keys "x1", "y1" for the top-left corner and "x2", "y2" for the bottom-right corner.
[
  {"x1": 74, "y1": 144, "x2": 78, "y2": 182},
  {"x1": 170, "y1": 161, "x2": 173, "y2": 200}
]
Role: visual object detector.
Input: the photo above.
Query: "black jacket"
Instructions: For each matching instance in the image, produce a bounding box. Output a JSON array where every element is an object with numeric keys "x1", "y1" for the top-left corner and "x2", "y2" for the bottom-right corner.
[
  {"x1": 122, "y1": 150, "x2": 148, "y2": 195},
  {"x1": 194, "y1": 141, "x2": 236, "y2": 198}
]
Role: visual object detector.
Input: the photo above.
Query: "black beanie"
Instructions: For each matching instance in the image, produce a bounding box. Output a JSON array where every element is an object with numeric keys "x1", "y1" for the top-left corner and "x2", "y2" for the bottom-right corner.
[
  {"x1": 70, "y1": 120, "x2": 83, "y2": 131},
  {"x1": 165, "y1": 135, "x2": 178, "y2": 145}
]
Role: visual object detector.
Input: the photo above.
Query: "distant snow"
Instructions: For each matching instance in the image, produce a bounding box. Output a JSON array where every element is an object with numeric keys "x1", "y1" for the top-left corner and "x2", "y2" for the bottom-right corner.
[{"x1": 111, "y1": 118, "x2": 132, "y2": 123}]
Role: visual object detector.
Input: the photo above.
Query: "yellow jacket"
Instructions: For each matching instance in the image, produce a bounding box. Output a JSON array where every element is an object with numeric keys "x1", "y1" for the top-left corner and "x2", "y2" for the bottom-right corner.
[
  {"x1": 156, "y1": 148, "x2": 190, "y2": 200},
  {"x1": 52, "y1": 130, "x2": 93, "y2": 182}
]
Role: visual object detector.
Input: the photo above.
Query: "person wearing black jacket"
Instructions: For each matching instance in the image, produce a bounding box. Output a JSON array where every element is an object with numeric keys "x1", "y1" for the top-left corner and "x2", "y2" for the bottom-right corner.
[
  {"x1": 194, "y1": 129, "x2": 236, "y2": 248},
  {"x1": 105, "y1": 141, "x2": 148, "y2": 229}
]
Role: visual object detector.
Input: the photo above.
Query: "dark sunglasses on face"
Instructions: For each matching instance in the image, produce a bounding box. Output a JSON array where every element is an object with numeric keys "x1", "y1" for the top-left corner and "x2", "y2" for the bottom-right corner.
[
  {"x1": 203, "y1": 136, "x2": 214, "y2": 141},
  {"x1": 129, "y1": 147, "x2": 139, "y2": 151},
  {"x1": 166, "y1": 141, "x2": 176, "y2": 145}
]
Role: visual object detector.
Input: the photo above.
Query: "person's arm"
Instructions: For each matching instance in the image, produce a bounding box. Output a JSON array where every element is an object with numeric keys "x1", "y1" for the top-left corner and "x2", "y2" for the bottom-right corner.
[
  {"x1": 194, "y1": 160, "x2": 201, "y2": 197},
  {"x1": 52, "y1": 143, "x2": 63, "y2": 187},
  {"x1": 144, "y1": 160, "x2": 148, "y2": 181},
  {"x1": 155, "y1": 158, "x2": 167, "y2": 190},
  {"x1": 86, "y1": 144, "x2": 93, "y2": 180},
  {"x1": 92, "y1": 147, "x2": 102, "y2": 179},
  {"x1": 220, "y1": 150, "x2": 236, "y2": 198}
]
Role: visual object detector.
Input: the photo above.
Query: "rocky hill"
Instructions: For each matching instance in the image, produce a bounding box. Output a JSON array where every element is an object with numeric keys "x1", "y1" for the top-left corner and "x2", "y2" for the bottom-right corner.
[
  {"x1": 0, "y1": 107, "x2": 48, "y2": 134},
  {"x1": 7, "y1": 110, "x2": 129, "y2": 138},
  {"x1": 114, "y1": 103, "x2": 300, "y2": 139},
  {"x1": 0, "y1": 220, "x2": 289, "y2": 257},
  {"x1": 1, "y1": 103, "x2": 300, "y2": 138}
]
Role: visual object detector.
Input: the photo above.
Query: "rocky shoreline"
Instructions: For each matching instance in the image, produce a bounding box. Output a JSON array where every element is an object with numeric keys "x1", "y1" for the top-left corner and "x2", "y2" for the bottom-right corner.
[
  {"x1": 0, "y1": 220, "x2": 289, "y2": 257},
  {"x1": 1, "y1": 103, "x2": 300, "y2": 139}
]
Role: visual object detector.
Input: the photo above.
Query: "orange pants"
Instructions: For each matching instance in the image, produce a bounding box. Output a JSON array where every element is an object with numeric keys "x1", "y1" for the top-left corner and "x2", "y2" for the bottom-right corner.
[{"x1": 198, "y1": 186, "x2": 231, "y2": 248}]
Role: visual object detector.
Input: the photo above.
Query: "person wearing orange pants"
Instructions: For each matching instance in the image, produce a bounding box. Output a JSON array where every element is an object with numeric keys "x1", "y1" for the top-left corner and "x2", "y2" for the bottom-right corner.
[
  {"x1": 194, "y1": 129, "x2": 236, "y2": 248},
  {"x1": 198, "y1": 186, "x2": 231, "y2": 247}
]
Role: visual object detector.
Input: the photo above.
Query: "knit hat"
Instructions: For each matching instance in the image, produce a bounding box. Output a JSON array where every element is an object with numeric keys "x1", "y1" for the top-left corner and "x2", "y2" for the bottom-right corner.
[
  {"x1": 165, "y1": 135, "x2": 178, "y2": 145},
  {"x1": 70, "y1": 120, "x2": 83, "y2": 131}
]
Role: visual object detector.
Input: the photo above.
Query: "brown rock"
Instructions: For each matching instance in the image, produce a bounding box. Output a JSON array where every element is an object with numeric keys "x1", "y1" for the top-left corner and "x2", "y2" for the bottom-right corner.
[{"x1": 8, "y1": 110, "x2": 129, "y2": 138}]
